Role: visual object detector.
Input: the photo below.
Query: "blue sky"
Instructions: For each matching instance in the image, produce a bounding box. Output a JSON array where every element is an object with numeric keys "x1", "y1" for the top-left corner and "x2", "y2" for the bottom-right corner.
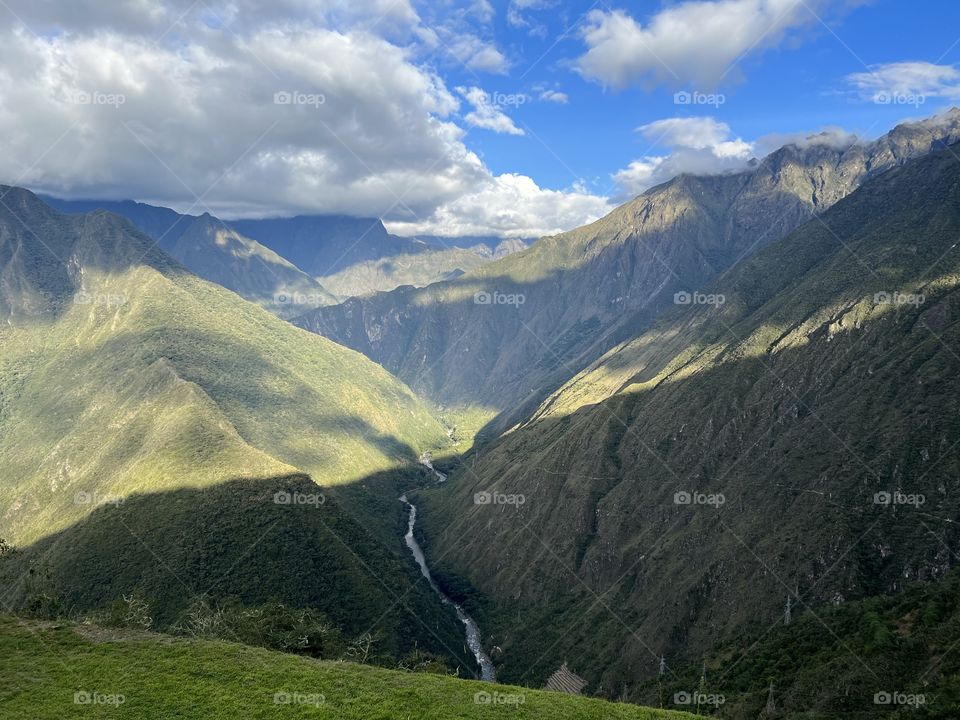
[
  {"x1": 438, "y1": 0, "x2": 960, "y2": 195},
  {"x1": 1, "y1": 0, "x2": 959, "y2": 237}
]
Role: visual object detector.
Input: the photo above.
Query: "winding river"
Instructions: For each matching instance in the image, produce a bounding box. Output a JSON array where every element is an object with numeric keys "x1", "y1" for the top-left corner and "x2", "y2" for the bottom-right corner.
[{"x1": 400, "y1": 494, "x2": 495, "y2": 681}]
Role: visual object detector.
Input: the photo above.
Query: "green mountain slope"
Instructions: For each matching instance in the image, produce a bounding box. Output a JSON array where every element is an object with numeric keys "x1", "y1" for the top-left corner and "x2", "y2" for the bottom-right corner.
[
  {"x1": 415, "y1": 140, "x2": 960, "y2": 697},
  {"x1": 297, "y1": 111, "x2": 960, "y2": 435},
  {"x1": 40, "y1": 197, "x2": 336, "y2": 317},
  {"x1": 0, "y1": 188, "x2": 462, "y2": 659},
  {"x1": 650, "y1": 569, "x2": 960, "y2": 719},
  {"x1": 0, "y1": 615, "x2": 693, "y2": 720}
]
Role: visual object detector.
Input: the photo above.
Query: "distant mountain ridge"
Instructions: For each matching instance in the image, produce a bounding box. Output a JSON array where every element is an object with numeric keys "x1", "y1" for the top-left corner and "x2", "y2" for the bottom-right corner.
[
  {"x1": 42, "y1": 197, "x2": 526, "y2": 302},
  {"x1": 296, "y1": 110, "x2": 960, "y2": 431}
]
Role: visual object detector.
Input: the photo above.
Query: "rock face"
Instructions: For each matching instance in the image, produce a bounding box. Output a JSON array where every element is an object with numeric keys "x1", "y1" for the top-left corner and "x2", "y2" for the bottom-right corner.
[
  {"x1": 296, "y1": 111, "x2": 960, "y2": 429},
  {"x1": 417, "y1": 141, "x2": 960, "y2": 693}
]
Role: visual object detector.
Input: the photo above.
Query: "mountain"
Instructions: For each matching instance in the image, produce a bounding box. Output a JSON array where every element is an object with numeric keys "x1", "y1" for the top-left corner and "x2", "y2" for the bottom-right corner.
[
  {"x1": 231, "y1": 214, "x2": 410, "y2": 277},
  {"x1": 295, "y1": 110, "x2": 960, "y2": 436},
  {"x1": 0, "y1": 188, "x2": 465, "y2": 659},
  {"x1": 40, "y1": 197, "x2": 336, "y2": 317},
  {"x1": 414, "y1": 139, "x2": 960, "y2": 696},
  {"x1": 233, "y1": 215, "x2": 528, "y2": 297},
  {"x1": 317, "y1": 239, "x2": 529, "y2": 298},
  {"x1": 42, "y1": 198, "x2": 526, "y2": 302},
  {"x1": 0, "y1": 615, "x2": 694, "y2": 720}
]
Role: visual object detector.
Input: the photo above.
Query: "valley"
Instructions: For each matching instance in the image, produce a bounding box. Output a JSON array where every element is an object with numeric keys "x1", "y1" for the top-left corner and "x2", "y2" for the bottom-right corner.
[{"x1": 2, "y1": 28, "x2": 960, "y2": 714}]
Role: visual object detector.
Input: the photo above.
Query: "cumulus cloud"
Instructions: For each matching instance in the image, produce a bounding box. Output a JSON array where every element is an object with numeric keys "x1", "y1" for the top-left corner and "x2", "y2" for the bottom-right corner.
[
  {"x1": 612, "y1": 116, "x2": 874, "y2": 200},
  {"x1": 457, "y1": 86, "x2": 526, "y2": 135},
  {"x1": 845, "y1": 61, "x2": 960, "y2": 103},
  {"x1": 613, "y1": 117, "x2": 754, "y2": 198},
  {"x1": 0, "y1": 0, "x2": 606, "y2": 237},
  {"x1": 576, "y1": 0, "x2": 832, "y2": 89},
  {"x1": 539, "y1": 89, "x2": 569, "y2": 104},
  {"x1": 446, "y1": 34, "x2": 511, "y2": 74},
  {"x1": 385, "y1": 174, "x2": 612, "y2": 238}
]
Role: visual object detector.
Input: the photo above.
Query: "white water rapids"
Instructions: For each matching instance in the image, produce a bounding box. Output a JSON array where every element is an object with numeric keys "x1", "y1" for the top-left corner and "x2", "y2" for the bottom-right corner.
[{"x1": 399, "y1": 494, "x2": 495, "y2": 681}]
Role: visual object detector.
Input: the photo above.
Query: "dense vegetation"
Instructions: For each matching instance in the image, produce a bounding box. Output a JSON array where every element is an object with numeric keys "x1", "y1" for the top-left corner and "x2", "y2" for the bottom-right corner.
[{"x1": 648, "y1": 570, "x2": 960, "y2": 718}]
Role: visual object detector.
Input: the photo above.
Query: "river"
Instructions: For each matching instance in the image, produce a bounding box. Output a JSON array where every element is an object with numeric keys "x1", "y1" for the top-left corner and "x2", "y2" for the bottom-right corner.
[{"x1": 399, "y1": 494, "x2": 495, "y2": 681}]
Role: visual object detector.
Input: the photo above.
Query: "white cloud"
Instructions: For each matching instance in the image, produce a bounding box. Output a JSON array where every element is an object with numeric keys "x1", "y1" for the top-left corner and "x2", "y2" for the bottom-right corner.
[
  {"x1": 446, "y1": 34, "x2": 511, "y2": 74},
  {"x1": 539, "y1": 89, "x2": 569, "y2": 104},
  {"x1": 457, "y1": 86, "x2": 525, "y2": 135},
  {"x1": 0, "y1": 0, "x2": 606, "y2": 237},
  {"x1": 507, "y1": 0, "x2": 553, "y2": 36},
  {"x1": 613, "y1": 117, "x2": 754, "y2": 197},
  {"x1": 845, "y1": 61, "x2": 960, "y2": 103},
  {"x1": 386, "y1": 173, "x2": 612, "y2": 238},
  {"x1": 576, "y1": 0, "x2": 831, "y2": 89}
]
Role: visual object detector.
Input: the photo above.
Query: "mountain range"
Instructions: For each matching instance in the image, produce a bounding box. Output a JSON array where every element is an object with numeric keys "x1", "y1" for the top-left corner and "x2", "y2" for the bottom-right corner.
[
  {"x1": 4, "y1": 109, "x2": 960, "y2": 718},
  {"x1": 42, "y1": 197, "x2": 527, "y2": 310},
  {"x1": 297, "y1": 110, "x2": 960, "y2": 436}
]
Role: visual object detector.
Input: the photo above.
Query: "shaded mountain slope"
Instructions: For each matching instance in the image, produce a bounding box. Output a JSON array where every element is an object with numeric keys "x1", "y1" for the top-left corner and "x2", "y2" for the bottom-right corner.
[
  {"x1": 297, "y1": 111, "x2": 960, "y2": 433},
  {"x1": 415, "y1": 141, "x2": 960, "y2": 695}
]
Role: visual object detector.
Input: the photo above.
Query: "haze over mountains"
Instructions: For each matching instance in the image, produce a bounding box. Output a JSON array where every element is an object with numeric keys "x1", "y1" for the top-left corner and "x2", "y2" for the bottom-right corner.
[{"x1": 3, "y1": 109, "x2": 960, "y2": 719}]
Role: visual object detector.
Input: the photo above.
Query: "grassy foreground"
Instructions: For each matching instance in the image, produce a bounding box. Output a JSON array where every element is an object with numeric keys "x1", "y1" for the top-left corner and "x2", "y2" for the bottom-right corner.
[{"x1": 0, "y1": 616, "x2": 693, "y2": 720}]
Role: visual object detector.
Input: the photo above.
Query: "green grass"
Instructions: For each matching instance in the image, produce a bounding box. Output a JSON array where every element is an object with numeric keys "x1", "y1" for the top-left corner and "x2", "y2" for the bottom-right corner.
[{"x1": 0, "y1": 615, "x2": 694, "y2": 720}]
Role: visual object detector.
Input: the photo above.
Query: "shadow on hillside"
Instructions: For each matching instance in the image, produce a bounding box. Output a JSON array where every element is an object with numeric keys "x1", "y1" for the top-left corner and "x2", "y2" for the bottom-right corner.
[
  {"x1": 293, "y1": 187, "x2": 863, "y2": 444},
  {"x1": 408, "y1": 279, "x2": 960, "y2": 691},
  {"x1": 0, "y1": 471, "x2": 478, "y2": 672}
]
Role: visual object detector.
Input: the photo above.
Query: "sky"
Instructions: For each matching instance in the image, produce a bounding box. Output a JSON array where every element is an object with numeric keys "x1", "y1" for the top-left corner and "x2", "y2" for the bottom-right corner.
[{"x1": 1, "y1": 0, "x2": 959, "y2": 238}]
